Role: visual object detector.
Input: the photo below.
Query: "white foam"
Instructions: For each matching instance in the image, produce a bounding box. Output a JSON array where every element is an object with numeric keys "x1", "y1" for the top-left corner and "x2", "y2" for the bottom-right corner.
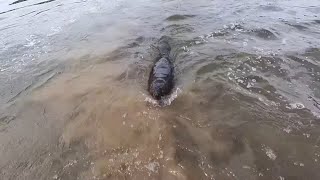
[
  {"x1": 283, "y1": 126, "x2": 292, "y2": 133},
  {"x1": 145, "y1": 161, "x2": 159, "y2": 173},
  {"x1": 144, "y1": 96, "x2": 160, "y2": 107},
  {"x1": 246, "y1": 82, "x2": 254, "y2": 88},
  {"x1": 311, "y1": 111, "x2": 320, "y2": 119},
  {"x1": 24, "y1": 35, "x2": 40, "y2": 47},
  {"x1": 47, "y1": 26, "x2": 62, "y2": 37},
  {"x1": 287, "y1": 103, "x2": 305, "y2": 110},
  {"x1": 263, "y1": 146, "x2": 277, "y2": 160},
  {"x1": 237, "y1": 79, "x2": 244, "y2": 84},
  {"x1": 294, "y1": 162, "x2": 305, "y2": 167},
  {"x1": 182, "y1": 46, "x2": 190, "y2": 52},
  {"x1": 143, "y1": 88, "x2": 182, "y2": 107},
  {"x1": 162, "y1": 88, "x2": 182, "y2": 106},
  {"x1": 303, "y1": 133, "x2": 310, "y2": 138}
]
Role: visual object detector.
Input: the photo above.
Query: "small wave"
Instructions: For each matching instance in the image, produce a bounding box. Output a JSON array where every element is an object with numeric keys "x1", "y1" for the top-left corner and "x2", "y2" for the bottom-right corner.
[
  {"x1": 259, "y1": 5, "x2": 283, "y2": 12},
  {"x1": 9, "y1": 0, "x2": 28, "y2": 5},
  {"x1": 285, "y1": 23, "x2": 308, "y2": 31},
  {"x1": 161, "y1": 24, "x2": 194, "y2": 35},
  {"x1": 250, "y1": 28, "x2": 278, "y2": 40},
  {"x1": 165, "y1": 14, "x2": 195, "y2": 21}
]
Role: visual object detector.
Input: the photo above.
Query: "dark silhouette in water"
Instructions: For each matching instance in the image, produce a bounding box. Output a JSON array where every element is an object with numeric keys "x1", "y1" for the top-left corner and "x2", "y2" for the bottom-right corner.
[{"x1": 148, "y1": 38, "x2": 174, "y2": 100}]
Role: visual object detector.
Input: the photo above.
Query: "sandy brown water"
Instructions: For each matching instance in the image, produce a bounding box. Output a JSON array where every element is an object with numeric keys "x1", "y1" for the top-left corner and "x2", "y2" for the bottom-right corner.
[{"x1": 1, "y1": 0, "x2": 320, "y2": 180}]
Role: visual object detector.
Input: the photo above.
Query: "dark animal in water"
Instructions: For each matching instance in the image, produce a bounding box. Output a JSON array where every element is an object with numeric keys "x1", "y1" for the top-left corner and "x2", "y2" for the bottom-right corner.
[{"x1": 148, "y1": 39, "x2": 174, "y2": 100}]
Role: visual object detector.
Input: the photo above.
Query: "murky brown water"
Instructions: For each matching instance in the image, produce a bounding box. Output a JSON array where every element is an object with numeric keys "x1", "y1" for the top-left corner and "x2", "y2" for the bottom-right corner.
[{"x1": 1, "y1": 0, "x2": 320, "y2": 179}]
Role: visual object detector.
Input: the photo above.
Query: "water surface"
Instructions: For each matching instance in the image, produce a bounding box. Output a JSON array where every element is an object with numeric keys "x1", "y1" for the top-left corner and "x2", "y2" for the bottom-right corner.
[{"x1": 1, "y1": 0, "x2": 320, "y2": 179}]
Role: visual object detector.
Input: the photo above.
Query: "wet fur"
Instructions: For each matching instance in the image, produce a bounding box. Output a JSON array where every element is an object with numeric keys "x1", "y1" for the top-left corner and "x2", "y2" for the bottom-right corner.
[{"x1": 148, "y1": 39, "x2": 174, "y2": 100}]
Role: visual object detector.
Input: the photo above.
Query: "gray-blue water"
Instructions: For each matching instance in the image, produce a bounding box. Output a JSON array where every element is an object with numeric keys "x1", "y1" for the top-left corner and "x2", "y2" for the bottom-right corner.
[{"x1": 1, "y1": 0, "x2": 320, "y2": 179}]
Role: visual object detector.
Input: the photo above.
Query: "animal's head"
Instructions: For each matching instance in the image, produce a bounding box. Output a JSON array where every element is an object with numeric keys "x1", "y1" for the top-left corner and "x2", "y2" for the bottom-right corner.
[{"x1": 150, "y1": 79, "x2": 166, "y2": 100}]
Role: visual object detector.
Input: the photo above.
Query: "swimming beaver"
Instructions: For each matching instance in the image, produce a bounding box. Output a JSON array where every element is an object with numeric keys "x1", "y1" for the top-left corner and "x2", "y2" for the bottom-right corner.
[{"x1": 148, "y1": 39, "x2": 174, "y2": 100}]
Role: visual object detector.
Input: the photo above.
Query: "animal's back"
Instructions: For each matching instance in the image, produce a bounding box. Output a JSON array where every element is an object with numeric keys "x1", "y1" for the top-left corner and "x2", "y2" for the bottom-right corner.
[
  {"x1": 148, "y1": 39, "x2": 174, "y2": 100},
  {"x1": 152, "y1": 58, "x2": 173, "y2": 78}
]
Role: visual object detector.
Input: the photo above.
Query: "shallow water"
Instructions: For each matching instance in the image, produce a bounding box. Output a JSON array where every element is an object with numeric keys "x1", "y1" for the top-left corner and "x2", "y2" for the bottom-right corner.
[{"x1": 1, "y1": 0, "x2": 320, "y2": 179}]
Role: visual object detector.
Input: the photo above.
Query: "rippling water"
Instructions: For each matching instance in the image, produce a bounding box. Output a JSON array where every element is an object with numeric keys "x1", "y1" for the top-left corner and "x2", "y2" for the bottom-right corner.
[{"x1": 1, "y1": 0, "x2": 320, "y2": 179}]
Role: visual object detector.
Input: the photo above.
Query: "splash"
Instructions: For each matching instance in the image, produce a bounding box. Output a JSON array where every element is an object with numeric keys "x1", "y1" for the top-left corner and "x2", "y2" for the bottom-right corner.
[
  {"x1": 143, "y1": 87, "x2": 182, "y2": 107},
  {"x1": 161, "y1": 87, "x2": 182, "y2": 106}
]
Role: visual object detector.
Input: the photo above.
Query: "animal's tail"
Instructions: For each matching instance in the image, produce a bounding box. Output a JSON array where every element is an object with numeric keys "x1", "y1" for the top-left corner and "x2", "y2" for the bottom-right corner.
[{"x1": 158, "y1": 36, "x2": 171, "y2": 58}]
